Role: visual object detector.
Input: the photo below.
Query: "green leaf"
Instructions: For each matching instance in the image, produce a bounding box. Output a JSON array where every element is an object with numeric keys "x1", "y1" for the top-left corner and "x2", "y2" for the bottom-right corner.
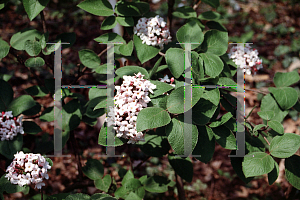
[
  {"x1": 268, "y1": 120, "x2": 284, "y2": 135},
  {"x1": 165, "y1": 48, "x2": 185, "y2": 79},
  {"x1": 0, "y1": 39, "x2": 10, "y2": 59},
  {"x1": 84, "y1": 97, "x2": 106, "y2": 118},
  {"x1": 137, "y1": 129, "x2": 170, "y2": 157},
  {"x1": 25, "y1": 85, "x2": 49, "y2": 97},
  {"x1": 133, "y1": 35, "x2": 160, "y2": 64},
  {"x1": 166, "y1": 117, "x2": 198, "y2": 155},
  {"x1": 57, "y1": 99, "x2": 82, "y2": 132},
  {"x1": 115, "y1": 65, "x2": 149, "y2": 79},
  {"x1": 116, "y1": 16, "x2": 134, "y2": 27},
  {"x1": 24, "y1": 39, "x2": 41, "y2": 56},
  {"x1": 209, "y1": 112, "x2": 233, "y2": 127},
  {"x1": 79, "y1": 49, "x2": 101, "y2": 69},
  {"x1": 176, "y1": 20, "x2": 203, "y2": 50},
  {"x1": 167, "y1": 86, "x2": 204, "y2": 114},
  {"x1": 24, "y1": 57, "x2": 45, "y2": 68},
  {"x1": 0, "y1": 134, "x2": 23, "y2": 159},
  {"x1": 200, "y1": 52, "x2": 224, "y2": 78},
  {"x1": 5, "y1": 181, "x2": 28, "y2": 194},
  {"x1": 242, "y1": 152, "x2": 275, "y2": 178},
  {"x1": 172, "y1": 6, "x2": 196, "y2": 19},
  {"x1": 94, "y1": 33, "x2": 125, "y2": 44},
  {"x1": 90, "y1": 193, "x2": 116, "y2": 200},
  {"x1": 270, "y1": 133, "x2": 300, "y2": 158},
  {"x1": 168, "y1": 154, "x2": 193, "y2": 182},
  {"x1": 201, "y1": 30, "x2": 228, "y2": 56},
  {"x1": 123, "y1": 179, "x2": 145, "y2": 199},
  {"x1": 212, "y1": 125, "x2": 237, "y2": 150},
  {"x1": 0, "y1": 0, "x2": 9, "y2": 10},
  {"x1": 135, "y1": 2, "x2": 149, "y2": 15},
  {"x1": 95, "y1": 174, "x2": 112, "y2": 192},
  {"x1": 23, "y1": 0, "x2": 50, "y2": 21},
  {"x1": 148, "y1": 80, "x2": 173, "y2": 98},
  {"x1": 93, "y1": 98, "x2": 107, "y2": 111},
  {"x1": 268, "y1": 161, "x2": 279, "y2": 185},
  {"x1": 115, "y1": 1, "x2": 141, "y2": 16},
  {"x1": 136, "y1": 107, "x2": 171, "y2": 132},
  {"x1": 198, "y1": 11, "x2": 221, "y2": 20},
  {"x1": 217, "y1": 77, "x2": 243, "y2": 92},
  {"x1": 39, "y1": 106, "x2": 54, "y2": 122},
  {"x1": 22, "y1": 102, "x2": 41, "y2": 116},
  {"x1": 45, "y1": 157, "x2": 53, "y2": 167},
  {"x1": 66, "y1": 193, "x2": 90, "y2": 200},
  {"x1": 192, "y1": 97, "x2": 218, "y2": 125},
  {"x1": 7, "y1": 95, "x2": 36, "y2": 116},
  {"x1": 144, "y1": 176, "x2": 175, "y2": 193},
  {"x1": 261, "y1": 94, "x2": 288, "y2": 123},
  {"x1": 285, "y1": 155, "x2": 300, "y2": 190},
  {"x1": 230, "y1": 151, "x2": 254, "y2": 184},
  {"x1": 206, "y1": 21, "x2": 227, "y2": 32},
  {"x1": 268, "y1": 87, "x2": 298, "y2": 110},
  {"x1": 82, "y1": 159, "x2": 104, "y2": 180},
  {"x1": 252, "y1": 124, "x2": 267, "y2": 136},
  {"x1": 101, "y1": 16, "x2": 117, "y2": 30},
  {"x1": 273, "y1": 71, "x2": 300, "y2": 87},
  {"x1": 119, "y1": 40, "x2": 134, "y2": 56},
  {"x1": 257, "y1": 110, "x2": 275, "y2": 121},
  {"x1": 10, "y1": 28, "x2": 43, "y2": 50},
  {"x1": 122, "y1": 170, "x2": 134, "y2": 185},
  {"x1": 202, "y1": 0, "x2": 220, "y2": 8},
  {"x1": 77, "y1": 0, "x2": 114, "y2": 16},
  {"x1": 23, "y1": 121, "x2": 42, "y2": 134},
  {"x1": 0, "y1": 80, "x2": 13, "y2": 111},
  {"x1": 150, "y1": 95, "x2": 168, "y2": 110},
  {"x1": 193, "y1": 125, "x2": 215, "y2": 163},
  {"x1": 125, "y1": 192, "x2": 142, "y2": 200},
  {"x1": 98, "y1": 123, "x2": 128, "y2": 146}
]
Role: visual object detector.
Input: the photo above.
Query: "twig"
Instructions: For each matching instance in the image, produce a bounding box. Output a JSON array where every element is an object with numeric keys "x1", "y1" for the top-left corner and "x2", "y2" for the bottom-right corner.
[
  {"x1": 175, "y1": 173, "x2": 186, "y2": 200},
  {"x1": 244, "y1": 88, "x2": 268, "y2": 95},
  {"x1": 158, "y1": 52, "x2": 165, "y2": 57},
  {"x1": 40, "y1": 10, "x2": 47, "y2": 34},
  {"x1": 193, "y1": 0, "x2": 202, "y2": 10},
  {"x1": 70, "y1": 131, "x2": 83, "y2": 181},
  {"x1": 167, "y1": 0, "x2": 175, "y2": 38},
  {"x1": 262, "y1": 135, "x2": 270, "y2": 146},
  {"x1": 70, "y1": 65, "x2": 88, "y2": 85},
  {"x1": 40, "y1": 188, "x2": 43, "y2": 200},
  {"x1": 9, "y1": 48, "x2": 44, "y2": 85},
  {"x1": 98, "y1": 48, "x2": 108, "y2": 57},
  {"x1": 133, "y1": 156, "x2": 151, "y2": 171}
]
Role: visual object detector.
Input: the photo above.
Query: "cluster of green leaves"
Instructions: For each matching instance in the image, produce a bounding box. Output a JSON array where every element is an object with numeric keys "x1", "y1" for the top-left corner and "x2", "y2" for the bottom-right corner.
[{"x1": 81, "y1": 159, "x2": 175, "y2": 200}]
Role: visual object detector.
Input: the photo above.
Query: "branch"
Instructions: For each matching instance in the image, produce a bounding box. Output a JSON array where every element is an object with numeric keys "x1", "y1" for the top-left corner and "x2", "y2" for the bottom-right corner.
[
  {"x1": 70, "y1": 131, "x2": 83, "y2": 181},
  {"x1": 40, "y1": 10, "x2": 48, "y2": 34},
  {"x1": 158, "y1": 52, "x2": 165, "y2": 57},
  {"x1": 244, "y1": 88, "x2": 268, "y2": 95},
  {"x1": 133, "y1": 156, "x2": 151, "y2": 171},
  {"x1": 70, "y1": 65, "x2": 88, "y2": 85},
  {"x1": 9, "y1": 48, "x2": 44, "y2": 85},
  {"x1": 175, "y1": 173, "x2": 186, "y2": 200},
  {"x1": 193, "y1": 0, "x2": 201, "y2": 10}
]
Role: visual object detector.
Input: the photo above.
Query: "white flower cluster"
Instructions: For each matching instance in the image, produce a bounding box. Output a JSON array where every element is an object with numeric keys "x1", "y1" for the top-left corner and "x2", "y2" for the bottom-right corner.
[
  {"x1": 5, "y1": 151, "x2": 51, "y2": 189},
  {"x1": 228, "y1": 44, "x2": 263, "y2": 75},
  {"x1": 0, "y1": 111, "x2": 24, "y2": 141},
  {"x1": 134, "y1": 15, "x2": 172, "y2": 49},
  {"x1": 106, "y1": 72, "x2": 156, "y2": 144}
]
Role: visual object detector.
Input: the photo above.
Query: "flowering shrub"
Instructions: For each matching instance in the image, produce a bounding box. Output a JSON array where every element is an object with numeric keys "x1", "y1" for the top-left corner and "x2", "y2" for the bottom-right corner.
[
  {"x1": 106, "y1": 72, "x2": 156, "y2": 143},
  {"x1": 228, "y1": 43, "x2": 263, "y2": 75},
  {"x1": 0, "y1": 0, "x2": 300, "y2": 199},
  {"x1": 134, "y1": 15, "x2": 172, "y2": 49},
  {"x1": 0, "y1": 111, "x2": 24, "y2": 141},
  {"x1": 5, "y1": 151, "x2": 51, "y2": 189}
]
